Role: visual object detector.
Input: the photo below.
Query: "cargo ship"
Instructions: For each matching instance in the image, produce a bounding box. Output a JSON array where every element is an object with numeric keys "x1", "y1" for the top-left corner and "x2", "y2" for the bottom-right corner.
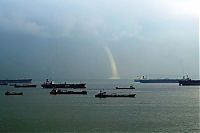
[
  {"x1": 0, "y1": 79, "x2": 32, "y2": 84},
  {"x1": 134, "y1": 76, "x2": 186, "y2": 83},
  {"x1": 41, "y1": 79, "x2": 86, "y2": 89}
]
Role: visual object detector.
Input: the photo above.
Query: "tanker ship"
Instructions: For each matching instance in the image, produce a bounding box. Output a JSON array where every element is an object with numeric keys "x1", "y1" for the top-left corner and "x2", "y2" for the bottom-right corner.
[{"x1": 134, "y1": 76, "x2": 186, "y2": 83}]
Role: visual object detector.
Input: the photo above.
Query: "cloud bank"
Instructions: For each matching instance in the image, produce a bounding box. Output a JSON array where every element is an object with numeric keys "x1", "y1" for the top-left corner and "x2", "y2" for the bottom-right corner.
[{"x1": 0, "y1": 0, "x2": 198, "y2": 79}]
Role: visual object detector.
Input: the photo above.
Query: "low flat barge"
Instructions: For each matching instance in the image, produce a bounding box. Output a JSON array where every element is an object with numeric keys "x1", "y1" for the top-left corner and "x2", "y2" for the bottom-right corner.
[
  {"x1": 134, "y1": 78, "x2": 182, "y2": 83},
  {"x1": 95, "y1": 91, "x2": 136, "y2": 98},
  {"x1": 5, "y1": 91, "x2": 23, "y2": 95},
  {"x1": 14, "y1": 84, "x2": 37, "y2": 88},
  {"x1": 0, "y1": 79, "x2": 32, "y2": 84},
  {"x1": 116, "y1": 85, "x2": 135, "y2": 89},
  {"x1": 50, "y1": 89, "x2": 87, "y2": 95},
  {"x1": 42, "y1": 79, "x2": 86, "y2": 89}
]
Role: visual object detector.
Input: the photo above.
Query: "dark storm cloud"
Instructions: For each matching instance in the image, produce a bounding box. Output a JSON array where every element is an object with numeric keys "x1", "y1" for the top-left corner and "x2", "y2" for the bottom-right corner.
[{"x1": 0, "y1": 0, "x2": 198, "y2": 79}]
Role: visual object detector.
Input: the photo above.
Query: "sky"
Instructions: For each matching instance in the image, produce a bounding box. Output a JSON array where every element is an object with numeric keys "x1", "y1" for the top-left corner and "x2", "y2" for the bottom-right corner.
[{"x1": 0, "y1": 0, "x2": 199, "y2": 80}]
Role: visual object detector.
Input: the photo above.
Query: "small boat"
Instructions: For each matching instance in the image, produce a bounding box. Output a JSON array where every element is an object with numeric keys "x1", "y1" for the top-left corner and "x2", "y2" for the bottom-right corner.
[
  {"x1": 116, "y1": 85, "x2": 135, "y2": 89},
  {"x1": 50, "y1": 89, "x2": 87, "y2": 95},
  {"x1": 95, "y1": 91, "x2": 136, "y2": 98},
  {"x1": 14, "y1": 84, "x2": 37, "y2": 88},
  {"x1": 5, "y1": 91, "x2": 23, "y2": 95}
]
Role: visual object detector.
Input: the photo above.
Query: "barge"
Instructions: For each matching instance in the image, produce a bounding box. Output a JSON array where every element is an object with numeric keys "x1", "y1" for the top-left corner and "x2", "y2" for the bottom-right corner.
[
  {"x1": 42, "y1": 79, "x2": 86, "y2": 89},
  {"x1": 95, "y1": 91, "x2": 136, "y2": 98},
  {"x1": 116, "y1": 85, "x2": 135, "y2": 89},
  {"x1": 50, "y1": 89, "x2": 87, "y2": 95},
  {"x1": 14, "y1": 84, "x2": 37, "y2": 88},
  {"x1": 5, "y1": 91, "x2": 23, "y2": 95}
]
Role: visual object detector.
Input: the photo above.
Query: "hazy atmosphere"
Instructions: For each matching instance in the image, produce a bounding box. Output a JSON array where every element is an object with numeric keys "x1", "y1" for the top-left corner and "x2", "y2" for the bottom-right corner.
[{"x1": 0, "y1": 0, "x2": 199, "y2": 80}]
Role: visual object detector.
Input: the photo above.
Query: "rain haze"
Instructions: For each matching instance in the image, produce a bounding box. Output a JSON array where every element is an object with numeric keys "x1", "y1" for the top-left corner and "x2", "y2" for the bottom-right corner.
[{"x1": 0, "y1": 0, "x2": 199, "y2": 80}]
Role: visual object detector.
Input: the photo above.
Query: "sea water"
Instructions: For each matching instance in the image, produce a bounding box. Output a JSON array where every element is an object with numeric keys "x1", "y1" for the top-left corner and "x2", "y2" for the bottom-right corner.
[{"x1": 0, "y1": 79, "x2": 199, "y2": 132}]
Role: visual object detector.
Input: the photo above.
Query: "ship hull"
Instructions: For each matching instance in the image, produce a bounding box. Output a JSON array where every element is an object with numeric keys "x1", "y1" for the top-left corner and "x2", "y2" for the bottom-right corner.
[
  {"x1": 50, "y1": 89, "x2": 87, "y2": 95},
  {"x1": 5, "y1": 92, "x2": 23, "y2": 95},
  {"x1": 179, "y1": 80, "x2": 200, "y2": 86},
  {"x1": 0, "y1": 79, "x2": 32, "y2": 84},
  {"x1": 116, "y1": 87, "x2": 135, "y2": 89},
  {"x1": 14, "y1": 84, "x2": 37, "y2": 88},
  {"x1": 134, "y1": 79, "x2": 181, "y2": 83},
  {"x1": 41, "y1": 83, "x2": 86, "y2": 88},
  {"x1": 95, "y1": 94, "x2": 136, "y2": 98}
]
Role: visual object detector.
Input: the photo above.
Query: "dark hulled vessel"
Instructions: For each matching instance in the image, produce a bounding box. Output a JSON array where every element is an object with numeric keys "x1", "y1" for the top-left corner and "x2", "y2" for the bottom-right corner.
[
  {"x1": 116, "y1": 85, "x2": 135, "y2": 89},
  {"x1": 50, "y1": 89, "x2": 87, "y2": 95},
  {"x1": 5, "y1": 91, "x2": 23, "y2": 95},
  {"x1": 0, "y1": 79, "x2": 32, "y2": 84},
  {"x1": 95, "y1": 91, "x2": 136, "y2": 98},
  {"x1": 14, "y1": 84, "x2": 37, "y2": 88},
  {"x1": 41, "y1": 79, "x2": 86, "y2": 89},
  {"x1": 179, "y1": 80, "x2": 200, "y2": 86},
  {"x1": 134, "y1": 76, "x2": 186, "y2": 83}
]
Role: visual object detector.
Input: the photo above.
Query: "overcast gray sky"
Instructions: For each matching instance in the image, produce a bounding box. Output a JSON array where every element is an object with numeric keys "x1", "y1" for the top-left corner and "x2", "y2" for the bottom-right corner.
[{"x1": 0, "y1": 0, "x2": 199, "y2": 80}]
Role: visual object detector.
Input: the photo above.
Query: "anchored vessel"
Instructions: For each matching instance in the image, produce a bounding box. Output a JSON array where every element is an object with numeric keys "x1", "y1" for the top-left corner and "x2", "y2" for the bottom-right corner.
[
  {"x1": 14, "y1": 84, "x2": 37, "y2": 88},
  {"x1": 5, "y1": 91, "x2": 23, "y2": 95},
  {"x1": 0, "y1": 79, "x2": 32, "y2": 84},
  {"x1": 95, "y1": 91, "x2": 136, "y2": 98},
  {"x1": 116, "y1": 85, "x2": 135, "y2": 89},
  {"x1": 41, "y1": 79, "x2": 86, "y2": 88},
  {"x1": 134, "y1": 76, "x2": 186, "y2": 83},
  {"x1": 50, "y1": 89, "x2": 87, "y2": 95}
]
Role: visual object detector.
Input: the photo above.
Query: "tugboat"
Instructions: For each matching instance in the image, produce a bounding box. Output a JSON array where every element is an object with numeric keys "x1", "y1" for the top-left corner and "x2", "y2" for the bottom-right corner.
[
  {"x1": 95, "y1": 91, "x2": 136, "y2": 98},
  {"x1": 50, "y1": 88, "x2": 87, "y2": 95},
  {"x1": 41, "y1": 79, "x2": 86, "y2": 89},
  {"x1": 5, "y1": 91, "x2": 23, "y2": 95},
  {"x1": 116, "y1": 85, "x2": 135, "y2": 89}
]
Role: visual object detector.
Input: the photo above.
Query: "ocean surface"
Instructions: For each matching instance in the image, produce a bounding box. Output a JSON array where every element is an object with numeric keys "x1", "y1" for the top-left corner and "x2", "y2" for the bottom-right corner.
[{"x1": 0, "y1": 79, "x2": 199, "y2": 133}]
